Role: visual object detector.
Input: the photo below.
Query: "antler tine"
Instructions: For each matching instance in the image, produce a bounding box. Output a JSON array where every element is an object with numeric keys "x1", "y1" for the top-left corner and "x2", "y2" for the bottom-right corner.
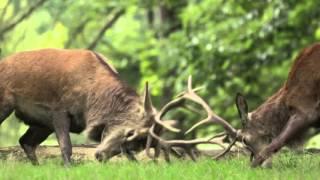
[
  {"x1": 148, "y1": 124, "x2": 226, "y2": 146},
  {"x1": 146, "y1": 122, "x2": 180, "y2": 160},
  {"x1": 185, "y1": 109, "x2": 238, "y2": 139},
  {"x1": 147, "y1": 122, "x2": 228, "y2": 161},
  {"x1": 153, "y1": 76, "x2": 204, "y2": 133},
  {"x1": 154, "y1": 98, "x2": 185, "y2": 133},
  {"x1": 175, "y1": 86, "x2": 204, "y2": 98},
  {"x1": 188, "y1": 75, "x2": 193, "y2": 91},
  {"x1": 208, "y1": 132, "x2": 227, "y2": 141},
  {"x1": 182, "y1": 75, "x2": 238, "y2": 139},
  {"x1": 147, "y1": 75, "x2": 239, "y2": 161},
  {"x1": 213, "y1": 137, "x2": 237, "y2": 160},
  {"x1": 185, "y1": 117, "x2": 211, "y2": 135}
]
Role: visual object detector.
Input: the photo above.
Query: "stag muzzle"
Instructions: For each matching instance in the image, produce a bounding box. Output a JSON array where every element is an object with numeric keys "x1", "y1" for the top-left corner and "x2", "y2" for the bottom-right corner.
[
  {"x1": 94, "y1": 128, "x2": 128, "y2": 162},
  {"x1": 95, "y1": 127, "x2": 149, "y2": 162},
  {"x1": 95, "y1": 149, "x2": 121, "y2": 162}
]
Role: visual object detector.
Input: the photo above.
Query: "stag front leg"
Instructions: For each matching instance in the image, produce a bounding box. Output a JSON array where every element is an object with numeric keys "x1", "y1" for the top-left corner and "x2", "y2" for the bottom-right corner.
[
  {"x1": 162, "y1": 146, "x2": 171, "y2": 162},
  {"x1": 124, "y1": 151, "x2": 137, "y2": 161},
  {"x1": 121, "y1": 147, "x2": 137, "y2": 162},
  {"x1": 53, "y1": 112, "x2": 72, "y2": 167},
  {"x1": 252, "y1": 113, "x2": 311, "y2": 167}
]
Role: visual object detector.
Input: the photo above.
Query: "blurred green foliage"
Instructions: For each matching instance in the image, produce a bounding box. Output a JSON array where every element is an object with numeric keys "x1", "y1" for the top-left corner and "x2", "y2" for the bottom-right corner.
[{"x1": 1, "y1": 0, "x2": 320, "y2": 145}]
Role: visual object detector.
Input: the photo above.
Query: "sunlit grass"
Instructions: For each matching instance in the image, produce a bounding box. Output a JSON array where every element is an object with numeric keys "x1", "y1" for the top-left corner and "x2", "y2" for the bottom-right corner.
[{"x1": 0, "y1": 152, "x2": 319, "y2": 180}]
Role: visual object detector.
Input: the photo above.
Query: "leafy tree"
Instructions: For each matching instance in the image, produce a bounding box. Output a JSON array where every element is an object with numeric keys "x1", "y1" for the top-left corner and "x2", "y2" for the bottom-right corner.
[{"x1": 1, "y1": 0, "x2": 320, "y2": 144}]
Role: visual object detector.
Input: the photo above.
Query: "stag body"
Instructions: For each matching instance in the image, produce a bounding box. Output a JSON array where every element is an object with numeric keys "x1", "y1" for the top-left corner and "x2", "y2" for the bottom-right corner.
[
  {"x1": 236, "y1": 43, "x2": 320, "y2": 167},
  {"x1": 0, "y1": 49, "x2": 154, "y2": 165}
]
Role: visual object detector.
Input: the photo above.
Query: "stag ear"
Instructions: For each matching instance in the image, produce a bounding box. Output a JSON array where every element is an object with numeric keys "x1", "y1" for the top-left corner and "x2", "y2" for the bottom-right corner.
[
  {"x1": 235, "y1": 93, "x2": 249, "y2": 127},
  {"x1": 143, "y1": 82, "x2": 154, "y2": 114}
]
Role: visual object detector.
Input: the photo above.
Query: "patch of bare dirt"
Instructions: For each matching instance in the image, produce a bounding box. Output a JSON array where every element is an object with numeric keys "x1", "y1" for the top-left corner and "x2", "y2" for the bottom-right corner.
[{"x1": 0, "y1": 145, "x2": 247, "y2": 163}]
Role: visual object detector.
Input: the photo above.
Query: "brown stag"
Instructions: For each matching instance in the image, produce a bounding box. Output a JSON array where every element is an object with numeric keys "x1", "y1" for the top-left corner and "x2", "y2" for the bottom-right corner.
[
  {"x1": 169, "y1": 43, "x2": 320, "y2": 167},
  {"x1": 0, "y1": 48, "x2": 176, "y2": 166},
  {"x1": 235, "y1": 43, "x2": 320, "y2": 167}
]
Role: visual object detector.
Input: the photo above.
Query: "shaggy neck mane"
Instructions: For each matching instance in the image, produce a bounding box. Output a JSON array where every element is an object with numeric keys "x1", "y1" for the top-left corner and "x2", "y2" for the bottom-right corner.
[
  {"x1": 252, "y1": 87, "x2": 290, "y2": 137},
  {"x1": 103, "y1": 83, "x2": 139, "y2": 113},
  {"x1": 91, "y1": 82, "x2": 138, "y2": 111},
  {"x1": 86, "y1": 78, "x2": 140, "y2": 126}
]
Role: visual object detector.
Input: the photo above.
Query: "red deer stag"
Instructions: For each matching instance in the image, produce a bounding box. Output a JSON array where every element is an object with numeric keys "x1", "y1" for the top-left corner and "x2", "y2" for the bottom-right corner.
[
  {"x1": 234, "y1": 43, "x2": 320, "y2": 167},
  {"x1": 0, "y1": 48, "x2": 176, "y2": 166},
  {"x1": 175, "y1": 43, "x2": 320, "y2": 167}
]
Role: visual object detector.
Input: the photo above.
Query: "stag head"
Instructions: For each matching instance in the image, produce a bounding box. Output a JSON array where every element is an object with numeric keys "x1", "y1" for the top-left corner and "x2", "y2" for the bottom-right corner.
[
  {"x1": 235, "y1": 93, "x2": 288, "y2": 166},
  {"x1": 94, "y1": 81, "x2": 180, "y2": 161},
  {"x1": 95, "y1": 83, "x2": 159, "y2": 161}
]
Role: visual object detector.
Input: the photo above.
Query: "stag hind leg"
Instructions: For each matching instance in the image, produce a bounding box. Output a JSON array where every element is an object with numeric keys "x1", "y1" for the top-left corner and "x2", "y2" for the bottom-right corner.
[
  {"x1": 0, "y1": 90, "x2": 14, "y2": 124},
  {"x1": 19, "y1": 126, "x2": 52, "y2": 165},
  {"x1": 251, "y1": 112, "x2": 314, "y2": 167}
]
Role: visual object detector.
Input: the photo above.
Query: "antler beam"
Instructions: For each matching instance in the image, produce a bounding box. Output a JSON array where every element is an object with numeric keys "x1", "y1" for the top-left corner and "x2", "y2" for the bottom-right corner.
[{"x1": 146, "y1": 75, "x2": 240, "y2": 161}]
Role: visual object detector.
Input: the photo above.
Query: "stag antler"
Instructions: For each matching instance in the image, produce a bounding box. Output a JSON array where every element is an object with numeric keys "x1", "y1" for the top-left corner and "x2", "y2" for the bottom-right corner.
[
  {"x1": 182, "y1": 76, "x2": 238, "y2": 138},
  {"x1": 147, "y1": 124, "x2": 228, "y2": 161},
  {"x1": 146, "y1": 75, "x2": 240, "y2": 161}
]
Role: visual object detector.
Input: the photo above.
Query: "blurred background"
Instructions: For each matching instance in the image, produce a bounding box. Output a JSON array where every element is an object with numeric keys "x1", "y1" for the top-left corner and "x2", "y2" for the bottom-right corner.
[{"x1": 0, "y1": 0, "x2": 320, "y2": 147}]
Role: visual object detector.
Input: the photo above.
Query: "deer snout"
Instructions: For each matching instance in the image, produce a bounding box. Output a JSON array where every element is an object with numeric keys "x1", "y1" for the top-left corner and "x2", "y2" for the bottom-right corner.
[
  {"x1": 95, "y1": 149, "x2": 118, "y2": 162},
  {"x1": 95, "y1": 148, "x2": 121, "y2": 162},
  {"x1": 95, "y1": 151, "x2": 104, "y2": 162}
]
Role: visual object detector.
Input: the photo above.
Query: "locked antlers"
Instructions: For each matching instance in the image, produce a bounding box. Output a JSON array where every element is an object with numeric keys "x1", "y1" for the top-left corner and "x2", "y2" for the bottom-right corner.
[{"x1": 146, "y1": 76, "x2": 241, "y2": 161}]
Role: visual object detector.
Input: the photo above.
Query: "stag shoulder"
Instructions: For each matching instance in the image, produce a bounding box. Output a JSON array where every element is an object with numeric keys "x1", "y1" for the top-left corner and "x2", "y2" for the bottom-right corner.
[{"x1": 285, "y1": 43, "x2": 320, "y2": 90}]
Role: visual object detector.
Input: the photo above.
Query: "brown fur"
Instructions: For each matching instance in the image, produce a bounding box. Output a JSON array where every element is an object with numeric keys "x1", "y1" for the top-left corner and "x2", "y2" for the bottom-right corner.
[
  {"x1": 238, "y1": 43, "x2": 320, "y2": 167},
  {"x1": 0, "y1": 49, "x2": 152, "y2": 165}
]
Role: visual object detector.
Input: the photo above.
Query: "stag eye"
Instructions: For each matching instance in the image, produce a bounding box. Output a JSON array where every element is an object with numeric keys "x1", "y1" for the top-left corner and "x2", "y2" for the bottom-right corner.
[
  {"x1": 243, "y1": 138, "x2": 249, "y2": 146},
  {"x1": 125, "y1": 129, "x2": 135, "y2": 138}
]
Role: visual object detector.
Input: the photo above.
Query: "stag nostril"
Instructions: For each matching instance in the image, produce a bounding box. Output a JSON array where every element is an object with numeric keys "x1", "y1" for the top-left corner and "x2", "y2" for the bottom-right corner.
[{"x1": 95, "y1": 152, "x2": 104, "y2": 162}]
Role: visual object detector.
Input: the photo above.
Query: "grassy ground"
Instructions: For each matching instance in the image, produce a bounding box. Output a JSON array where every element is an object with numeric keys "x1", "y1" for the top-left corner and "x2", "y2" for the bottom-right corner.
[{"x1": 0, "y1": 152, "x2": 319, "y2": 180}]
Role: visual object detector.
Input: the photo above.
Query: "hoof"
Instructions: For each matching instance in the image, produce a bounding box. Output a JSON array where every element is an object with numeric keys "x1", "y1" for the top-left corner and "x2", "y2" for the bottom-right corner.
[{"x1": 251, "y1": 155, "x2": 265, "y2": 168}]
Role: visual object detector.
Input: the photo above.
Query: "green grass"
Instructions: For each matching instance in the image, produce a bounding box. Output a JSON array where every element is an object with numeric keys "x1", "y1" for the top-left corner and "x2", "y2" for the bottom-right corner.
[{"x1": 0, "y1": 153, "x2": 319, "y2": 180}]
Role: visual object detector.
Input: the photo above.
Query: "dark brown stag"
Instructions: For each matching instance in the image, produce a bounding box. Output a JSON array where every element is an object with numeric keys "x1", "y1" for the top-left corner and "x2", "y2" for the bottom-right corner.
[
  {"x1": 0, "y1": 48, "x2": 174, "y2": 166},
  {"x1": 154, "y1": 43, "x2": 320, "y2": 167},
  {"x1": 235, "y1": 43, "x2": 320, "y2": 167},
  {"x1": 185, "y1": 44, "x2": 320, "y2": 167}
]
